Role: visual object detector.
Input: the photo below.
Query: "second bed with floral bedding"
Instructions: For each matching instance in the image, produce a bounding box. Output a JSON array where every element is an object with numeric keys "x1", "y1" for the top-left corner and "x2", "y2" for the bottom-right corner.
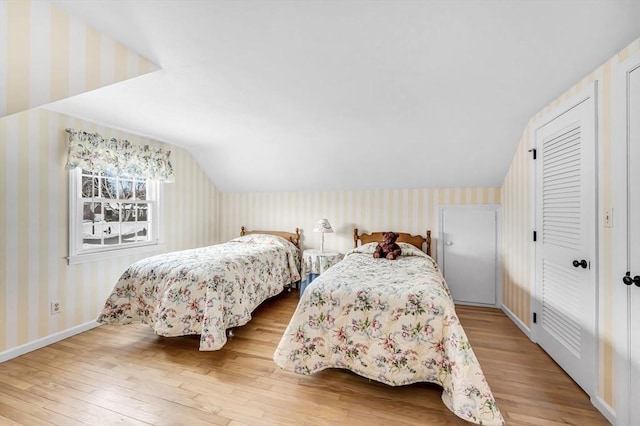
[
  {"x1": 273, "y1": 242, "x2": 504, "y2": 425},
  {"x1": 98, "y1": 233, "x2": 301, "y2": 351}
]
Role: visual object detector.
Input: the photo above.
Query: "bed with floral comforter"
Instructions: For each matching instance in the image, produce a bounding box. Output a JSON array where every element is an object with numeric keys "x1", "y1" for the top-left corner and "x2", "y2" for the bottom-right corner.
[
  {"x1": 274, "y1": 242, "x2": 504, "y2": 425},
  {"x1": 98, "y1": 234, "x2": 301, "y2": 350}
]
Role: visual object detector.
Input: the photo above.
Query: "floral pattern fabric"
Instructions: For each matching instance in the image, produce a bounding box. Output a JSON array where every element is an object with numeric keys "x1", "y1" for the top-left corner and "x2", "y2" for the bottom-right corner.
[
  {"x1": 274, "y1": 243, "x2": 504, "y2": 425},
  {"x1": 65, "y1": 129, "x2": 175, "y2": 182},
  {"x1": 98, "y1": 234, "x2": 301, "y2": 350},
  {"x1": 301, "y1": 250, "x2": 344, "y2": 280}
]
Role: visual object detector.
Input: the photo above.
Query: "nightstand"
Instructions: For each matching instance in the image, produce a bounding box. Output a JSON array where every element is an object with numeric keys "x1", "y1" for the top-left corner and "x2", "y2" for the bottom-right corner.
[{"x1": 300, "y1": 249, "x2": 343, "y2": 297}]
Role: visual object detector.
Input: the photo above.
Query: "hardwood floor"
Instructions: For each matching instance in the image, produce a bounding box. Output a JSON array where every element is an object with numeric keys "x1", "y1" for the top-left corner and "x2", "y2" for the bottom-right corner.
[{"x1": 0, "y1": 291, "x2": 608, "y2": 425}]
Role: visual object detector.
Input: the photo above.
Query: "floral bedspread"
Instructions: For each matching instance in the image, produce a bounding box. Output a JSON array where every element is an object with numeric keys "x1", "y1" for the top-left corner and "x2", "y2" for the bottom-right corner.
[
  {"x1": 98, "y1": 234, "x2": 301, "y2": 350},
  {"x1": 274, "y1": 243, "x2": 504, "y2": 425}
]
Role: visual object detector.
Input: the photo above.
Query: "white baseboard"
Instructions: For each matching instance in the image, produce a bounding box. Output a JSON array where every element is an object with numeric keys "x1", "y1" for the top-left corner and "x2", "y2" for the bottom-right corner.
[
  {"x1": 592, "y1": 396, "x2": 615, "y2": 425},
  {"x1": 0, "y1": 321, "x2": 100, "y2": 363},
  {"x1": 455, "y1": 300, "x2": 500, "y2": 309},
  {"x1": 500, "y1": 303, "x2": 531, "y2": 339}
]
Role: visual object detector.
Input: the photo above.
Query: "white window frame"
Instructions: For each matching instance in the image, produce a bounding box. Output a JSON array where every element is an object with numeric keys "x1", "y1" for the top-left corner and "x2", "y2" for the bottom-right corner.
[{"x1": 67, "y1": 168, "x2": 165, "y2": 265}]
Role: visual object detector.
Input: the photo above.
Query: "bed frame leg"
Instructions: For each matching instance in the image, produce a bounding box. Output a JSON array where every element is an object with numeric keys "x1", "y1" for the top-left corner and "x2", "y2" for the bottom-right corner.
[{"x1": 227, "y1": 329, "x2": 234, "y2": 338}]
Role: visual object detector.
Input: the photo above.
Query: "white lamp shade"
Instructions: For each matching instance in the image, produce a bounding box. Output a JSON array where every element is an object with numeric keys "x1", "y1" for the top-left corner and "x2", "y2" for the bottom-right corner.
[{"x1": 313, "y1": 218, "x2": 333, "y2": 233}]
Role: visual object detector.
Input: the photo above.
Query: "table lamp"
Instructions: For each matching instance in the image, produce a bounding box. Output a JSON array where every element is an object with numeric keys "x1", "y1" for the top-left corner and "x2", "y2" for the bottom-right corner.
[{"x1": 313, "y1": 218, "x2": 333, "y2": 252}]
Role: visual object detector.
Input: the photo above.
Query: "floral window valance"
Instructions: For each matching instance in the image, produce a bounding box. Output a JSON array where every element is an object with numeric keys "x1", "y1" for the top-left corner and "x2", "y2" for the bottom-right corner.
[{"x1": 64, "y1": 129, "x2": 175, "y2": 183}]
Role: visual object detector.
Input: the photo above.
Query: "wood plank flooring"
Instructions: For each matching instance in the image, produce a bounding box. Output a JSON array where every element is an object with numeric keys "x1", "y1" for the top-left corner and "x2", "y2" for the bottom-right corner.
[{"x1": 0, "y1": 291, "x2": 608, "y2": 425}]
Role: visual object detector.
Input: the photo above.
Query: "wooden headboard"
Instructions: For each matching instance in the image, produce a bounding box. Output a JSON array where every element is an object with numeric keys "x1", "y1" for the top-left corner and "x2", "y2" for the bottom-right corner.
[
  {"x1": 353, "y1": 228, "x2": 431, "y2": 257},
  {"x1": 240, "y1": 226, "x2": 301, "y2": 248}
]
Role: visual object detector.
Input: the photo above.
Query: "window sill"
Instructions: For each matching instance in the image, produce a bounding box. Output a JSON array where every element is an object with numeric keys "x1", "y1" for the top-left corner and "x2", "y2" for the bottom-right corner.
[{"x1": 67, "y1": 243, "x2": 166, "y2": 265}]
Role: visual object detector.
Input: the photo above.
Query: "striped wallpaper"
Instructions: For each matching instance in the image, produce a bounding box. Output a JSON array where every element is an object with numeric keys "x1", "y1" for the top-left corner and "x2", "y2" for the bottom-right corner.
[
  {"x1": 220, "y1": 188, "x2": 500, "y2": 256},
  {"x1": 1, "y1": 0, "x2": 637, "y2": 417},
  {"x1": 0, "y1": 0, "x2": 157, "y2": 118},
  {"x1": 501, "y1": 37, "x2": 640, "y2": 408},
  {"x1": 501, "y1": 128, "x2": 531, "y2": 331},
  {"x1": 0, "y1": 108, "x2": 220, "y2": 356}
]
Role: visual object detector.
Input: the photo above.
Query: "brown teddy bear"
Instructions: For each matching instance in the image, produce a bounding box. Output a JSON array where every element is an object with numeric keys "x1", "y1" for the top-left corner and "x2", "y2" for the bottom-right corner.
[{"x1": 373, "y1": 232, "x2": 402, "y2": 260}]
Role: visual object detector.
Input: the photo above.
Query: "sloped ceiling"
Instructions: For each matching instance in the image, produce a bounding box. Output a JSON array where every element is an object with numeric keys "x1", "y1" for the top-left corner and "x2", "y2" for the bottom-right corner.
[{"x1": 46, "y1": 0, "x2": 640, "y2": 192}]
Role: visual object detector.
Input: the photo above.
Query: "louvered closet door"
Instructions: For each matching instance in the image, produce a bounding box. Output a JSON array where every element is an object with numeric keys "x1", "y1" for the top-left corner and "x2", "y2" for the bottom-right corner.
[{"x1": 534, "y1": 85, "x2": 596, "y2": 396}]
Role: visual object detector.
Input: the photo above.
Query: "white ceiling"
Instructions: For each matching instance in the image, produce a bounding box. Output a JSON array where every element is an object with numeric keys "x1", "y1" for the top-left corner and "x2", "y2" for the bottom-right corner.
[{"x1": 46, "y1": 0, "x2": 640, "y2": 193}]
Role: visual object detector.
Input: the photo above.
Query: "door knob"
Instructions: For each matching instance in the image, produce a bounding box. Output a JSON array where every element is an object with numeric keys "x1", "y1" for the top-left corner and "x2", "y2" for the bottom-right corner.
[
  {"x1": 623, "y1": 271, "x2": 640, "y2": 287},
  {"x1": 572, "y1": 259, "x2": 588, "y2": 269}
]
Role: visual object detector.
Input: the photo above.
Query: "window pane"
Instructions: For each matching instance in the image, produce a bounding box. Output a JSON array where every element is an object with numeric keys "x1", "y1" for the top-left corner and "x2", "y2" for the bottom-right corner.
[
  {"x1": 105, "y1": 203, "x2": 120, "y2": 222},
  {"x1": 93, "y1": 203, "x2": 104, "y2": 222},
  {"x1": 120, "y1": 180, "x2": 133, "y2": 199},
  {"x1": 83, "y1": 220, "x2": 104, "y2": 247},
  {"x1": 83, "y1": 202, "x2": 97, "y2": 221},
  {"x1": 81, "y1": 175, "x2": 96, "y2": 197},
  {"x1": 82, "y1": 202, "x2": 105, "y2": 248},
  {"x1": 122, "y1": 203, "x2": 136, "y2": 222},
  {"x1": 103, "y1": 225, "x2": 120, "y2": 245},
  {"x1": 120, "y1": 230, "x2": 136, "y2": 245},
  {"x1": 137, "y1": 203, "x2": 148, "y2": 221},
  {"x1": 102, "y1": 178, "x2": 118, "y2": 199},
  {"x1": 135, "y1": 181, "x2": 147, "y2": 200},
  {"x1": 136, "y1": 225, "x2": 149, "y2": 241}
]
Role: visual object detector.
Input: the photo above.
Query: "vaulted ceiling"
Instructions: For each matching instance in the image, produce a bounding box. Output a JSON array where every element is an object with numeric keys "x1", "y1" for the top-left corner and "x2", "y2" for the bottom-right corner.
[{"x1": 46, "y1": 0, "x2": 640, "y2": 192}]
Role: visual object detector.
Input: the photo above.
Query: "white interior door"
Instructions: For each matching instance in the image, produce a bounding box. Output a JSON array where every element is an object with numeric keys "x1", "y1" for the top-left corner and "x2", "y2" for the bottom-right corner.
[
  {"x1": 626, "y1": 60, "x2": 640, "y2": 425},
  {"x1": 440, "y1": 206, "x2": 497, "y2": 306},
  {"x1": 534, "y1": 83, "x2": 596, "y2": 396}
]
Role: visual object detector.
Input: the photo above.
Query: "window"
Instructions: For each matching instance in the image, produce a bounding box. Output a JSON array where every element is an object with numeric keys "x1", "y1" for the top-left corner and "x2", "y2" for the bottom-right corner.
[
  {"x1": 68, "y1": 168, "x2": 164, "y2": 264},
  {"x1": 64, "y1": 128, "x2": 173, "y2": 264}
]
